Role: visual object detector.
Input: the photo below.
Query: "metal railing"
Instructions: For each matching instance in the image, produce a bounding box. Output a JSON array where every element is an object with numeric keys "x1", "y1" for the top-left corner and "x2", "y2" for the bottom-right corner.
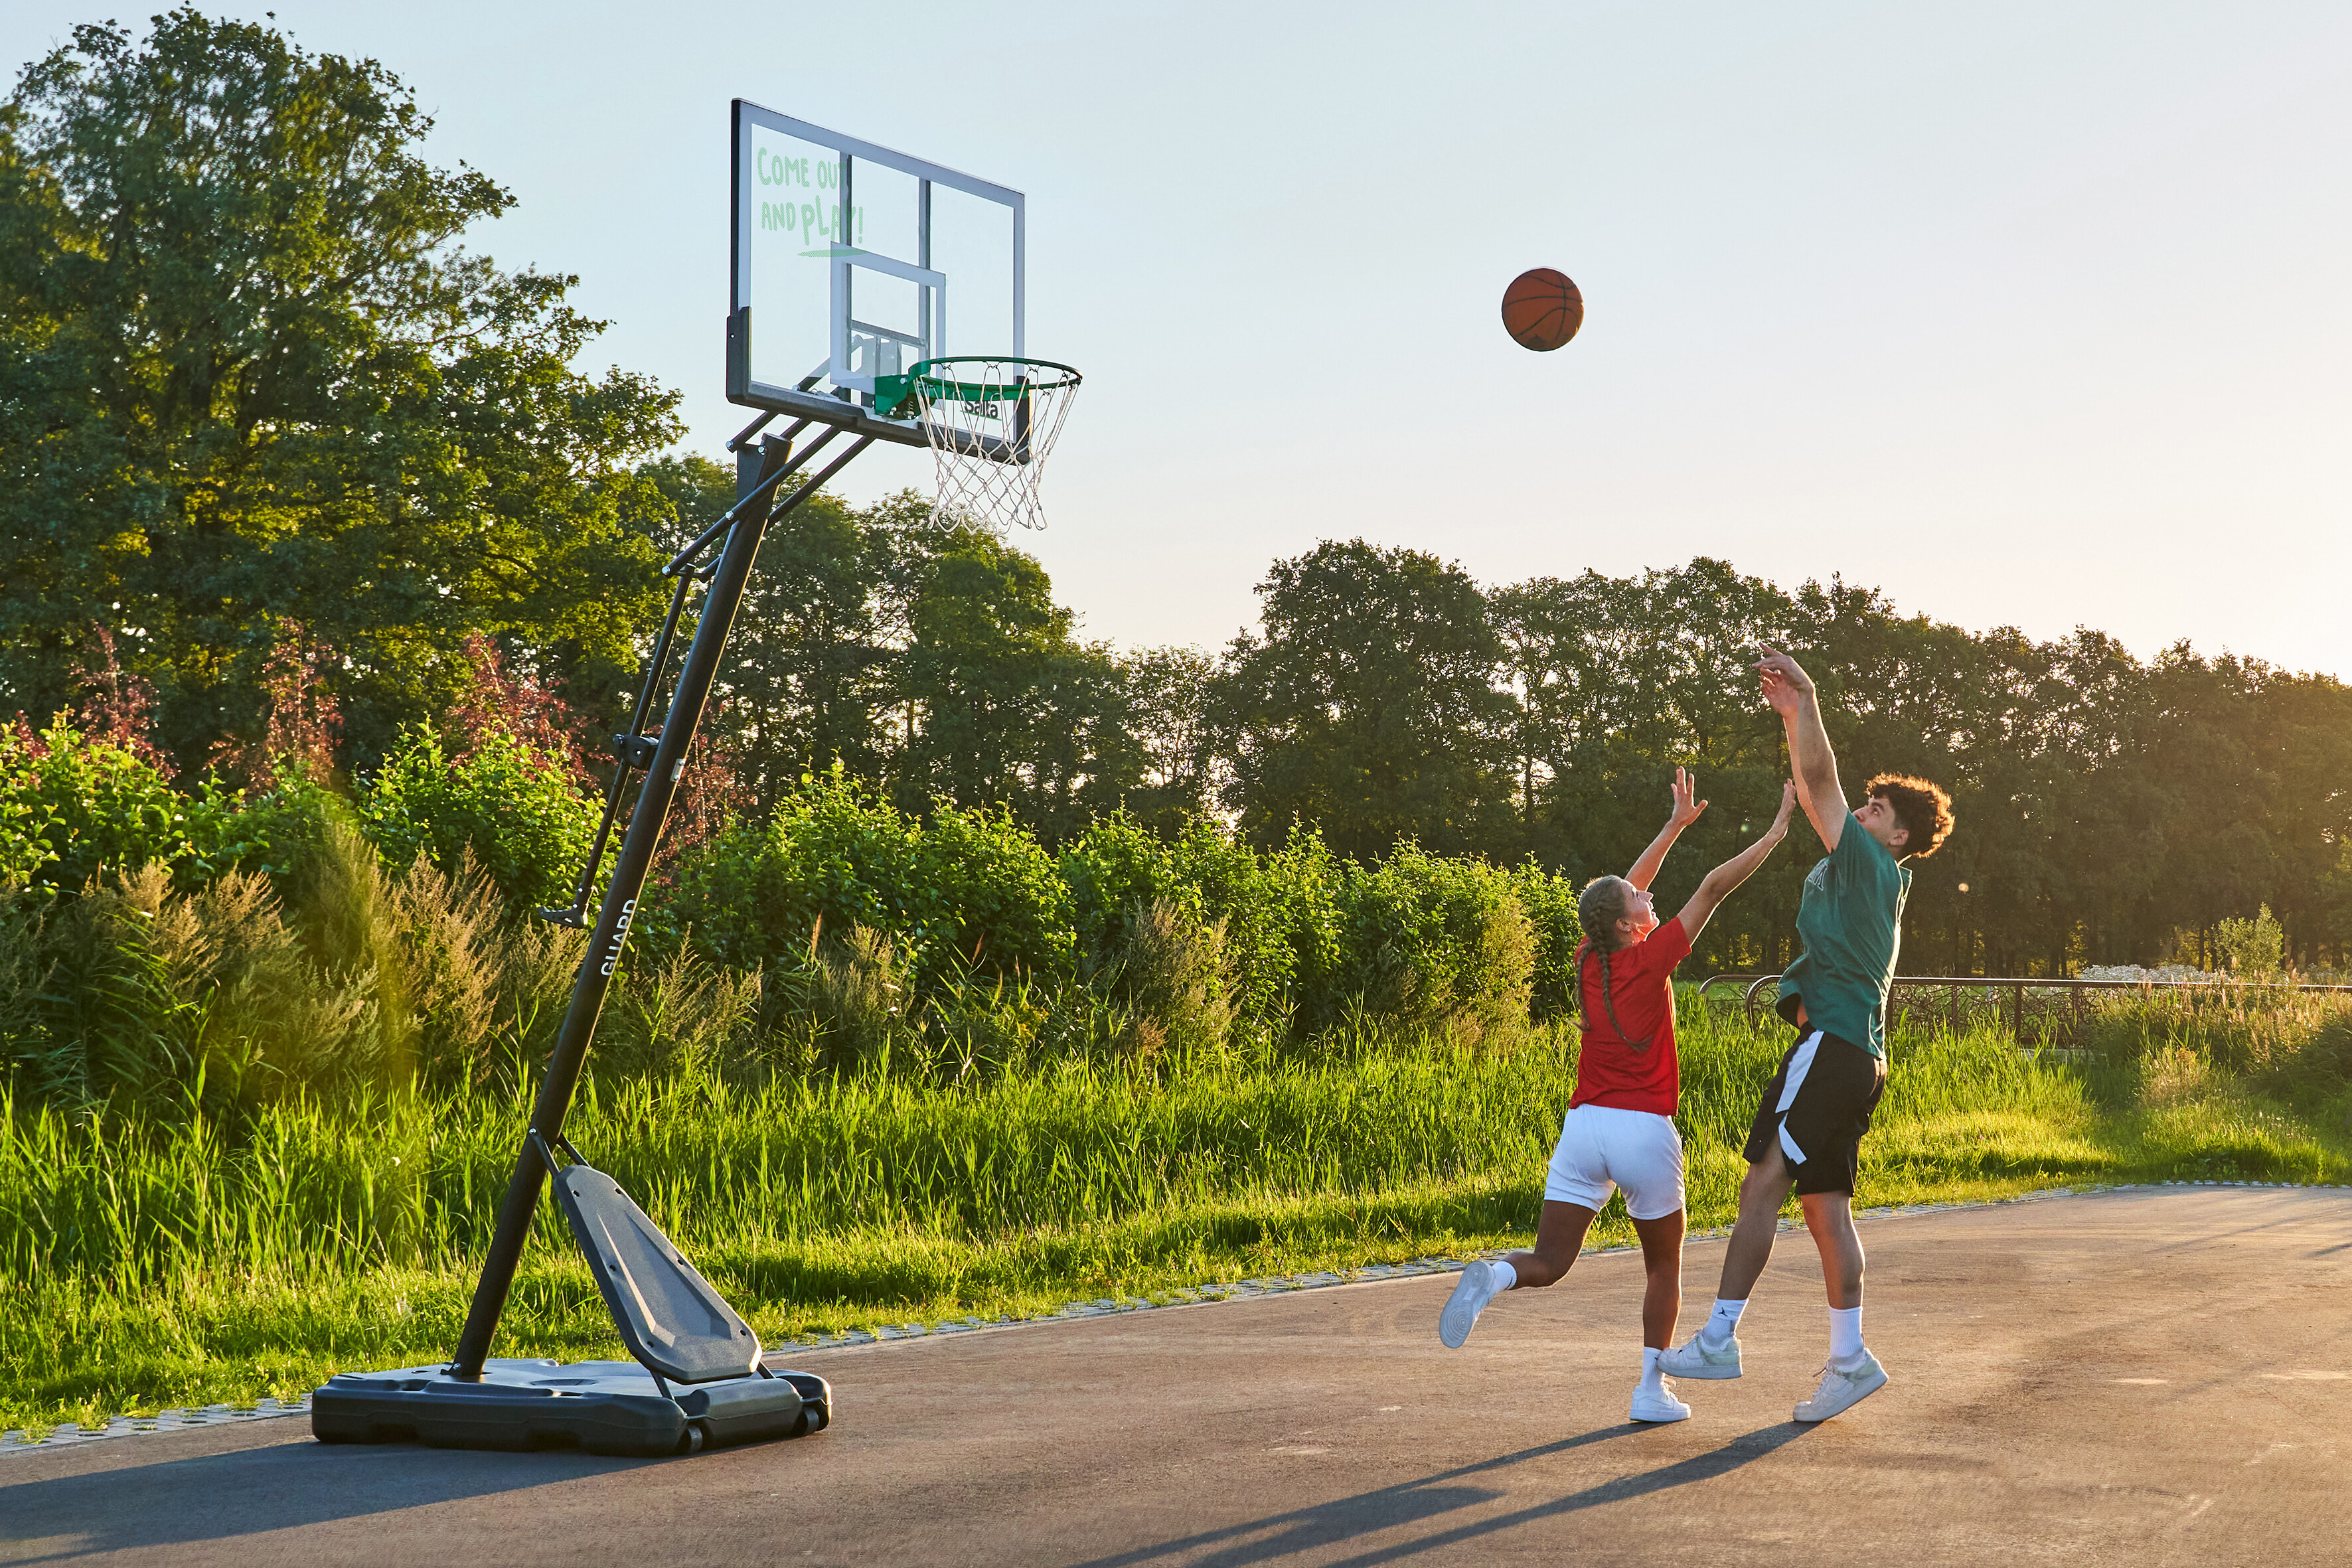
[{"x1": 1696, "y1": 972, "x2": 2352, "y2": 1045}]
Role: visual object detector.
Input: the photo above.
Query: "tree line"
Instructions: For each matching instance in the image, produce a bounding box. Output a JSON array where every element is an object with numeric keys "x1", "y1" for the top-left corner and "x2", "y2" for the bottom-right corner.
[
  {"x1": 635, "y1": 488, "x2": 2352, "y2": 977},
  {"x1": 5, "y1": 13, "x2": 2348, "y2": 977}
]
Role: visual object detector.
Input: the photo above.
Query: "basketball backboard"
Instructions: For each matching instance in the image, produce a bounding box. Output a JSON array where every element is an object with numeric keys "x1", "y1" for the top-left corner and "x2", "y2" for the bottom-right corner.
[{"x1": 728, "y1": 101, "x2": 1022, "y2": 447}]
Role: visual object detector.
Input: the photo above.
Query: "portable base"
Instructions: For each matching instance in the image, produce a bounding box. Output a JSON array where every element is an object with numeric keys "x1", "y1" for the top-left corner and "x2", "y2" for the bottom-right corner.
[{"x1": 311, "y1": 1357, "x2": 830, "y2": 1458}]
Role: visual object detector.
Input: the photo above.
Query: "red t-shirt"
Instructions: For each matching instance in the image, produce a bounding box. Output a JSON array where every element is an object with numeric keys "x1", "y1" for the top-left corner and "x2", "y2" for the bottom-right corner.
[{"x1": 1568, "y1": 918, "x2": 1691, "y2": 1117}]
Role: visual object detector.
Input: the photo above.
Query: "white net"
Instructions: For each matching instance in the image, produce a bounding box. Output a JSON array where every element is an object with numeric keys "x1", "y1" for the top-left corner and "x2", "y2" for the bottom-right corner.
[{"x1": 909, "y1": 358, "x2": 1079, "y2": 533}]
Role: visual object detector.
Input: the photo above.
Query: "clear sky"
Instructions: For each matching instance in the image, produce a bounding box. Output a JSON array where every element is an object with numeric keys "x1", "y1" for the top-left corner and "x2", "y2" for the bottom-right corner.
[{"x1": 8, "y1": 2, "x2": 2347, "y2": 677}]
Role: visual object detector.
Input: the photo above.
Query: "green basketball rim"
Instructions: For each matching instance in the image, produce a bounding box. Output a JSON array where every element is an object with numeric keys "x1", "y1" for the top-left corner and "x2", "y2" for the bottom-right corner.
[{"x1": 876, "y1": 357, "x2": 1081, "y2": 416}]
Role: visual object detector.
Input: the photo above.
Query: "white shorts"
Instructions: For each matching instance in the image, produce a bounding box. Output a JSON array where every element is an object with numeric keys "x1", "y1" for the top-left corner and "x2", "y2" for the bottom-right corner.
[{"x1": 1543, "y1": 1103, "x2": 1686, "y2": 1221}]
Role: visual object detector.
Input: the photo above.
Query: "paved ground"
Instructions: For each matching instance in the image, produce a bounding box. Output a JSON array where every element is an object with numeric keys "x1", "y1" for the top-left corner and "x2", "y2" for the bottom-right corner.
[{"x1": 4, "y1": 1186, "x2": 2347, "y2": 1567}]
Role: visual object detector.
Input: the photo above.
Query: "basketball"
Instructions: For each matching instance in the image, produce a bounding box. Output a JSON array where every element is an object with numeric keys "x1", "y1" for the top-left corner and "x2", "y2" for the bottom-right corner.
[{"x1": 1501, "y1": 268, "x2": 1584, "y2": 351}]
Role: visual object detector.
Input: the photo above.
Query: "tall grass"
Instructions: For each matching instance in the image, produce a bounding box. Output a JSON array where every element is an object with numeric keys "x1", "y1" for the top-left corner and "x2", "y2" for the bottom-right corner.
[{"x1": 9, "y1": 990, "x2": 2349, "y2": 1434}]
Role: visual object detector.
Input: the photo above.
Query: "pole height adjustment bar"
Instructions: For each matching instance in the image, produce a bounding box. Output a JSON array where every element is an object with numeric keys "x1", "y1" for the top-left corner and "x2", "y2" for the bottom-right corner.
[{"x1": 449, "y1": 431, "x2": 860, "y2": 1379}]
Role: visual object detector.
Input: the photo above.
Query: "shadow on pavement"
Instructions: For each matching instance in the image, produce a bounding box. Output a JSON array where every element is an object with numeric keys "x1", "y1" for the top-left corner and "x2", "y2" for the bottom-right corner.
[
  {"x1": 0, "y1": 1436, "x2": 660, "y2": 1562},
  {"x1": 1069, "y1": 1421, "x2": 1809, "y2": 1568}
]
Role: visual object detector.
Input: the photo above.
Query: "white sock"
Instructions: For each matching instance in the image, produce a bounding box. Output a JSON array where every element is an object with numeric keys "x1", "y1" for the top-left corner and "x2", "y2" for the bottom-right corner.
[
  {"x1": 1489, "y1": 1261, "x2": 1518, "y2": 1293},
  {"x1": 1828, "y1": 1304, "x2": 1864, "y2": 1363},
  {"x1": 1639, "y1": 1346, "x2": 1664, "y2": 1393},
  {"x1": 1701, "y1": 1297, "x2": 1747, "y2": 1347}
]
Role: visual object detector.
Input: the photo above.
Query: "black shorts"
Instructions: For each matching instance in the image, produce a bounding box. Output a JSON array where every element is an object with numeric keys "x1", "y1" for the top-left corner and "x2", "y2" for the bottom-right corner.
[{"x1": 1743, "y1": 1030, "x2": 1887, "y2": 1197}]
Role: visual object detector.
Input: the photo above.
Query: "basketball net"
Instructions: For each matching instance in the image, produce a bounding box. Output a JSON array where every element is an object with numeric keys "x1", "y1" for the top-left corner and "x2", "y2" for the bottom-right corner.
[{"x1": 908, "y1": 358, "x2": 1079, "y2": 533}]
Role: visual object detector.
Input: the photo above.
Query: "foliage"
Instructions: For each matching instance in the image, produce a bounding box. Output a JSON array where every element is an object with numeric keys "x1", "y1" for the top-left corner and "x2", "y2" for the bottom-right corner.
[
  {"x1": 1059, "y1": 811, "x2": 1332, "y2": 1046},
  {"x1": 2212, "y1": 905, "x2": 2286, "y2": 978},
  {"x1": 0, "y1": 718, "x2": 258, "y2": 895},
  {"x1": 1217, "y1": 539, "x2": 1518, "y2": 860},
  {"x1": 0, "y1": 867, "x2": 191, "y2": 1105},
  {"x1": 2081, "y1": 981, "x2": 2352, "y2": 1081},
  {"x1": 0, "y1": 10, "x2": 678, "y2": 774},
  {"x1": 659, "y1": 769, "x2": 1079, "y2": 992},
  {"x1": 356, "y1": 722, "x2": 598, "y2": 915},
  {"x1": 0, "y1": 819, "x2": 761, "y2": 1115},
  {"x1": 1114, "y1": 645, "x2": 1221, "y2": 829},
  {"x1": 1320, "y1": 844, "x2": 1535, "y2": 1041},
  {"x1": 1510, "y1": 860, "x2": 1586, "y2": 1022},
  {"x1": 894, "y1": 524, "x2": 1144, "y2": 844}
]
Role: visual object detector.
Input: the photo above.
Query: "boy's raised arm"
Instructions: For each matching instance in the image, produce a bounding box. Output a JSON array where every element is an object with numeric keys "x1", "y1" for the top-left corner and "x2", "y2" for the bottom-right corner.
[
  {"x1": 1626, "y1": 766, "x2": 1709, "y2": 890},
  {"x1": 1755, "y1": 643, "x2": 1847, "y2": 850}
]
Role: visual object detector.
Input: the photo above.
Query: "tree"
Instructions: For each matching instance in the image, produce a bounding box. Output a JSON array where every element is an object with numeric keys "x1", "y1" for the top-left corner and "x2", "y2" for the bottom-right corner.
[
  {"x1": 1492, "y1": 560, "x2": 1794, "y2": 881},
  {"x1": 1217, "y1": 540, "x2": 1516, "y2": 861},
  {"x1": 0, "y1": 11, "x2": 680, "y2": 773},
  {"x1": 894, "y1": 526, "x2": 1143, "y2": 842},
  {"x1": 623, "y1": 457, "x2": 901, "y2": 808},
  {"x1": 1119, "y1": 645, "x2": 1223, "y2": 830}
]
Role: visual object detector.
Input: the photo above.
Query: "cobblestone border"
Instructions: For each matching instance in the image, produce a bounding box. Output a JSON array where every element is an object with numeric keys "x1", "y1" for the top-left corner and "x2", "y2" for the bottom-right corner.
[
  {"x1": 5, "y1": 1177, "x2": 2337, "y2": 1456},
  {"x1": 3, "y1": 1397, "x2": 309, "y2": 1456}
]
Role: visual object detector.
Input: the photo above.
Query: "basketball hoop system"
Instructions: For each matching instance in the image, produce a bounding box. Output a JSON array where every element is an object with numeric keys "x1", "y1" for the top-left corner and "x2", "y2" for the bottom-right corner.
[
  {"x1": 881, "y1": 357, "x2": 1080, "y2": 532},
  {"x1": 317, "y1": 105, "x2": 1097, "y2": 1461}
]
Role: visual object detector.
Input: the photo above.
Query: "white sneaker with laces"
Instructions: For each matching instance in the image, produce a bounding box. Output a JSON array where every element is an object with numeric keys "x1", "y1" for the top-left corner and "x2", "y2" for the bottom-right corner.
[
  {"x1": 1657, "y1": 1329, "x2": 1743, "y2": 1380},
  {"x1": 1629, "y1": 1379, "x2": 1692, "y2": 1423},
  {"x1": 1793, "y1": 1349, "x2": 1889, "y2": 1423},
  {"x1": 1439, "y1": 1261, "x2": 1502, "y2": 1348}
]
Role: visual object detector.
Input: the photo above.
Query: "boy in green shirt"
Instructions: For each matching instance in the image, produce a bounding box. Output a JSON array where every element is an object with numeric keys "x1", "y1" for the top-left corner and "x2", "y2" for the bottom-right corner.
[{"x1": 1658, "y1": 643, "x2": 1954, "y2": 1423}]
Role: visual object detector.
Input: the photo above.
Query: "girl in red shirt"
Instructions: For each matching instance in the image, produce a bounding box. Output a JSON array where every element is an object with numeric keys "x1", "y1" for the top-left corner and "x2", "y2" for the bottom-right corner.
[{"x1": 1440, "y1": 771, "x2": 1796, "y2": 1423}]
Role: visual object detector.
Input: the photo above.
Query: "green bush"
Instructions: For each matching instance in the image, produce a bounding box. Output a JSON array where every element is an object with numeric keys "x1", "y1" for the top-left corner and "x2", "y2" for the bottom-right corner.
[
  {"x1": 358, "y1": 722, "x2": 597, "y2": 915},
  {"x1": 0, "y1": 720, "x2": 258, "y2": 896},
  {"x1": 663, "y1": 771, "x2": 1075, "y2": 992},
  {"x1": 913, "y1": 804, "x2": 1077, "y2": 984},
  {"x1": 666, "y1": 780, "x2": 1553, "y2": 1054},
  {"x1": 1094, "y1": 898, "x2": 1235, "y2": 1063},
  {"x1": 0, "y1": 867, "x2": 191, "y2": 1105},
  {"x1": 2081, "y1": 982, "x2": 2352, "y2": 1079},
  {"x1": 1510, "y1": 861, "x2": 1584, "y2": 1022},
  {"x1": 1059, "y1": 815, "x2": 1339, "y2": 1048},
  {"x1": 1322, "y1": 843, "x2": 1535, "y2": 1042},
  {"x1": 661, "y1": 770, "x2": 936, "y2": 975}
]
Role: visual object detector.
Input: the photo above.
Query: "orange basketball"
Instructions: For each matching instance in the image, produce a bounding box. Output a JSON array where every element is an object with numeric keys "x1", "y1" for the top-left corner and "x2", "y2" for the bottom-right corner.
[{"x1": 1502, "y1": 268, "x2": 1584, "y2": 351}]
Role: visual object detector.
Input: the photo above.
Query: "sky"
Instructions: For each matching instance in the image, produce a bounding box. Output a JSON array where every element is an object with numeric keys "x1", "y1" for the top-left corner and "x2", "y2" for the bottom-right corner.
[{"x1": 7, "y1": 1, "x2": 2348, "y2": 677}]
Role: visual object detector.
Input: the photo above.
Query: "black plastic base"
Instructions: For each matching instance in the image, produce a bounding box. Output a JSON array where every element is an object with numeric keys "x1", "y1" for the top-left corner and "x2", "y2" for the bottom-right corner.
[{"x1": 311, "y1": 1357, "x2": 831, "y2": 1458}]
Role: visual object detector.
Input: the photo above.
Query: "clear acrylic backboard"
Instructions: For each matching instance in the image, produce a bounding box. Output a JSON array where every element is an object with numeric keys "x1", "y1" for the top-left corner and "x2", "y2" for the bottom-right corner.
[{"x1": 728, "y1": 101, "x2": 1022, "y2": 447}]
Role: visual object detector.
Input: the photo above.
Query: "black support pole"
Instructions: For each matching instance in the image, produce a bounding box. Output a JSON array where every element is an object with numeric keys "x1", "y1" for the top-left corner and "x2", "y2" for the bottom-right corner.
[{"x1": 449, "y1": 431, "x2": 870, "y2": 1377}]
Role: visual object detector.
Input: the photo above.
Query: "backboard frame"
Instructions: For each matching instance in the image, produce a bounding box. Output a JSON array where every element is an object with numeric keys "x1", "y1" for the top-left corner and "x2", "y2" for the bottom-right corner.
[{"x1": 727, "y1": 100, "x2": 1025, "y2": 450}]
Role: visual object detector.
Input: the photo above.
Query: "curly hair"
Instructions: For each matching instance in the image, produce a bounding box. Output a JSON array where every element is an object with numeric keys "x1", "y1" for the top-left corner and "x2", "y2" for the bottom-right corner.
[{"x1": 1865, "y1": 773, "x2": 1954, "y2": 858}]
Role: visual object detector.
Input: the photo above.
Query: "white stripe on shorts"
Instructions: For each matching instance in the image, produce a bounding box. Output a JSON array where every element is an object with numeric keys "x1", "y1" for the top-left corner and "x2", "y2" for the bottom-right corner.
[{"x1": 1775, "y1": 1032, "x2": 1823, "y2": 1166}]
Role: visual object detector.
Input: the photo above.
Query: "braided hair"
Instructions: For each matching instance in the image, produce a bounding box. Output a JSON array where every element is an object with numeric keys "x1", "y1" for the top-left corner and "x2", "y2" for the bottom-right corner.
[{"x1": 1576, "y1": 876, "x2": 1654, "y2": 1053}]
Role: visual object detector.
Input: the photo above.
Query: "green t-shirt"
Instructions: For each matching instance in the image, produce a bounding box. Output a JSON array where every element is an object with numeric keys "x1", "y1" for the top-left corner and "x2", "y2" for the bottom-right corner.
[{"x1": 1775, "y1": 819, "x2": 1911, "y2": 1058}]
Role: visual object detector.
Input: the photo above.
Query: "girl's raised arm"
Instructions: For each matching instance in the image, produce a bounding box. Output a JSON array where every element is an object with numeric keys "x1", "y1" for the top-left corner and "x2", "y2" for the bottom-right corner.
[
  {"x1": 1626, "y1": 767, "x2": 1709, "y2": 891},
  {"x1": 1677, "y1": 781, "x2": 1797, "y2": 943}
]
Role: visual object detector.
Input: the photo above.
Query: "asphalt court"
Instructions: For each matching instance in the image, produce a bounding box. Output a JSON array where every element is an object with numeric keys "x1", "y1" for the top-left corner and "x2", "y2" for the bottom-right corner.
[{"x1": 4, "y1": 1186, "x2": 2346, "y2": 1567}]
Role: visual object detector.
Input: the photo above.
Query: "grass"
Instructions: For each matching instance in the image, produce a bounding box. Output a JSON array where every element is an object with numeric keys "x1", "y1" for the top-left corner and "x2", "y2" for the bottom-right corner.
[{"x1": 6, "y1": 991, "x2": 2351, "y2": 1436}]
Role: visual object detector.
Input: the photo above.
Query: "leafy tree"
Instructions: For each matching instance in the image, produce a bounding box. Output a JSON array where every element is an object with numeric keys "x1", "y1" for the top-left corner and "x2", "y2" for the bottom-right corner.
[
  {"x1": 0, "y1": 11, "x2": 679, "y2": 773},
  {"x1": 1492, "y1": 560, "x2": 1792, "y2": 888},
  {"x1": 894, "y1": 526, "x2": 1143, "y2": 842},
  {"x1": 1117, "y1": 645, "x2": 1222, "y2": 830},
  {"x1": 735, "y1": 482, "x2": 904, "y2": 797},
  {"x1": 1218, "y1": 540, "x2": 1517, "y2": 861}
]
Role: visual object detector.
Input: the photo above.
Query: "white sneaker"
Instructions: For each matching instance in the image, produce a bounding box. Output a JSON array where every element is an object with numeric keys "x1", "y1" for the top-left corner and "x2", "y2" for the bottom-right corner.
[
  {"x1": 1439, "y1": 1261, "x2": 1502, "y2": 1348},
  {"x1": 1657, "y1": 1329, "x2": 1743, "y2": 1380},
  {"x1": 1629, "y1": 1380, "x2": 1692, "y2": 1423},
  {"x1": 1794, "y1": 1350, "x2": 1889, "y2": 1423}
]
